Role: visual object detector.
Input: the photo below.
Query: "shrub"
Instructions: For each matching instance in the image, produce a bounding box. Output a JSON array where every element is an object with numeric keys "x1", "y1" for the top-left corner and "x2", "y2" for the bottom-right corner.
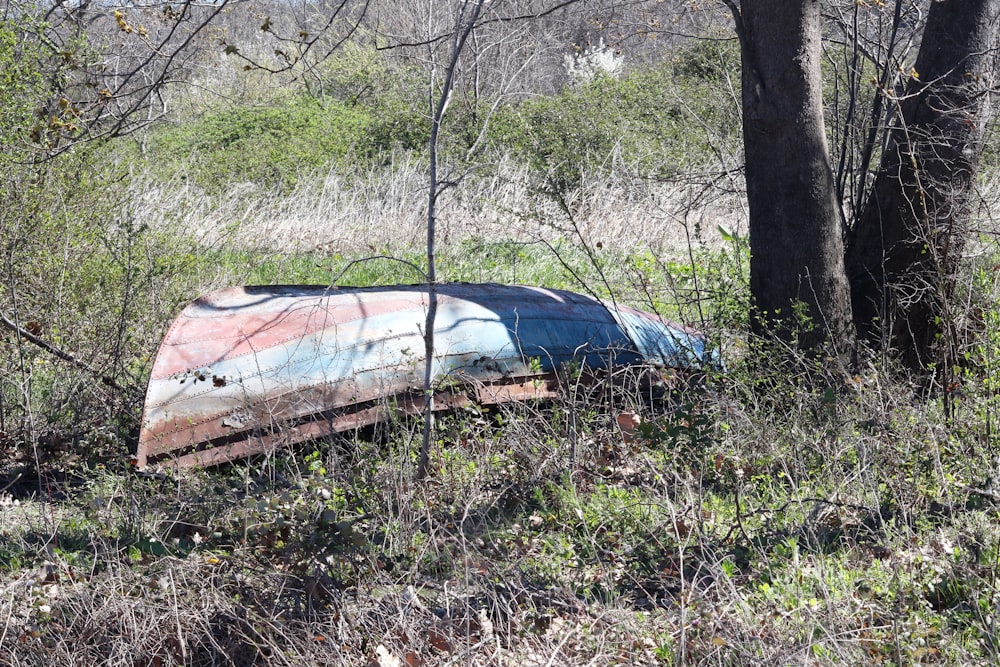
[
  {"x1": 145, "y1": 44, "x2": 439, "y2": 191},
  {"x1": 148, "y1": 97, "x2": 372, "y2": 191},
  {"x1": 489, "y1": 44, "x2": 741, "y2": 195}
]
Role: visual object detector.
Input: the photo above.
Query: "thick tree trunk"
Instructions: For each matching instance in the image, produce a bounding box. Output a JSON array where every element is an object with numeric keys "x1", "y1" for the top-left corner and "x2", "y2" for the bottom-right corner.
[
  {"x1": 736, "y1": 0, "x2": 855, "y2": 358},
  {"x1": 846, "y1": 0, "x2": 997, "y2": 372}
]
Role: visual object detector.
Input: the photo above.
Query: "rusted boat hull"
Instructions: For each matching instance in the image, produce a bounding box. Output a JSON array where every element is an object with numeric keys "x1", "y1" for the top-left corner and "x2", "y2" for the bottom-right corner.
[{"x1": 137, "y1": 284, "x2": 715, "y2": 468}]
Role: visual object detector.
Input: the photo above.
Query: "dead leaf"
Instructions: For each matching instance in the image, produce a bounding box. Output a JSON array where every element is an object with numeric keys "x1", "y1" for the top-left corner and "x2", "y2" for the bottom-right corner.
[
  {"x1": 427, "y1": 625, "x2": 453, "y2": 653},
  {"x1": 617, "y1": 411, "x2": 642, "y2": 443}
]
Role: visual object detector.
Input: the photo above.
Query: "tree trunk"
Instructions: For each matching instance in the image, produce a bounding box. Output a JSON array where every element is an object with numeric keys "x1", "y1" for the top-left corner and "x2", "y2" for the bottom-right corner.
[
  {"x1": 846, "y1": 0, "x2": 997, "y2": 372},
  {"x1": 735, "y1": 0, "x2": 856, "y2": 358}
]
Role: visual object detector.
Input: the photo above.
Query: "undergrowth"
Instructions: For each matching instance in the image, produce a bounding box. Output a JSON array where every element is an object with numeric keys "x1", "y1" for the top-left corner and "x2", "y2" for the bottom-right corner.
[{"x1": 4, "y1": 338, "x2": 1000, "y2": 665}]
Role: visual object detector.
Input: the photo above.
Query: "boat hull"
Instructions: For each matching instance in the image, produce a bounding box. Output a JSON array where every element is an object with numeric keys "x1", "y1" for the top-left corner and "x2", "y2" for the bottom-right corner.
[{"x1": 136, "y1": 283, "x2": 714, "y2": 468}]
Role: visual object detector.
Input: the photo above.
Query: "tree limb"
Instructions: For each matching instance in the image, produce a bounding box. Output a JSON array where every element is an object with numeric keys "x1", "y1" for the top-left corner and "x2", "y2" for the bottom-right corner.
[{"x1": 0, "y1": 312, "x2": 132, "y2": 395}]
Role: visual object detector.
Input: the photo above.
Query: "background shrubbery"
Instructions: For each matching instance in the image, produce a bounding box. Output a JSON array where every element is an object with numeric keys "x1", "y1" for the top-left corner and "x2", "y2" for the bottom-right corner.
[{"x1": 144, "y1": 40, "x2": 741, "y2": 195}]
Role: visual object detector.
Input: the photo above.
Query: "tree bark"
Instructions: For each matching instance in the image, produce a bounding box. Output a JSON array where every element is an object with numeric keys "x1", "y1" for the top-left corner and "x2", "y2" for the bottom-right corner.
[
  {"x1": 735, "y1": 0, "x2": 856, "y2": 358},
  {"x1": 846, "y1": 0, "x2": 998, "y2": 372}
]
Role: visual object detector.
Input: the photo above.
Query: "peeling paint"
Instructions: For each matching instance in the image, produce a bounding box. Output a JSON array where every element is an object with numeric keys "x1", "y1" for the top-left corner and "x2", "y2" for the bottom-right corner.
[{"x1": 137, "y1": 283, "x2": 717, "y2": 468}]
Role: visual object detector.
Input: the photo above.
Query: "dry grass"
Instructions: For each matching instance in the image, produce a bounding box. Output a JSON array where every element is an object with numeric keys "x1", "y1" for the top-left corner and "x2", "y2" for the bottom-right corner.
[
  {"x1": 3, "y1": 134, "x2": 1000, "y2": 667},
  {"x1": 3, "y1": 162, "x2": 1000, "y2": 666},
  {"x1": 6, "y1": 175, "x2": 1000, "y2": 664},
  {"x1": 131, "y1": 156, "x2": 747, "y2": 260},
  {"x1": 4, "y1": 353, "x2": 1000, "y2": 665}
]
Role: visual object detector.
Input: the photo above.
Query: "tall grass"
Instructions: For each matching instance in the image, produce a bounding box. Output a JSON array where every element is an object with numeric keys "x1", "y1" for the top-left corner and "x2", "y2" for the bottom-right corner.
[
  {"x1": 132, "y1": 154, "x2": 746, "y2": 258},
  {"x1": 5, "y1": 325, "x2": 1000, "y2": 664}
]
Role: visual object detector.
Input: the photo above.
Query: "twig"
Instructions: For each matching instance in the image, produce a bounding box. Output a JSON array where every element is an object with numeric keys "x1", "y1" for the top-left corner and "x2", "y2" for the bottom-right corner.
[
  {"x1": 957, "y1": 483, "x2": 1000, "y2": 502},
  {"x1": 0, "y1": 580, "x2": 17, "y2": 649},
  {"x1": 0, "y1": 311, "x2": 132, "y2": 394},
  {"x1": 329, "y1": 255, "x2": 427, "y2": 286},
  {"x1": 0, "y1": 470, "x2": 23, "y2": 495}
]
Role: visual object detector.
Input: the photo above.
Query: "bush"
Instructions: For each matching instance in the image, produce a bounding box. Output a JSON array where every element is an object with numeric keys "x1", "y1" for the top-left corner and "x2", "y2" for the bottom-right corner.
[
  {"x1": 147, "y1": 94, "x2": 437, "y2": 192},
  {"x1": 143, "y1": 40, "x2": 743, "y2": 196},
  {"x1": 489, "y1": 44, "x2": 741, "y2": 195},
  {"x1": 144, "y1": 44, "x2": 440, "y2": 191},
  {"x1": 0, "y1": 20, "x2": 46, "y2": 158},
  {"x1": 149, "y1": 97, "x2": 371, "y2": 191}
]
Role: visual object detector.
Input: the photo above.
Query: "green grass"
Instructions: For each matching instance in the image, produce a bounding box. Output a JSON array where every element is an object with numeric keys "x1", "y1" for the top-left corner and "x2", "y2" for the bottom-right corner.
[{"x1": 156, "y1": 238, "x2": 746, "y2": 330}]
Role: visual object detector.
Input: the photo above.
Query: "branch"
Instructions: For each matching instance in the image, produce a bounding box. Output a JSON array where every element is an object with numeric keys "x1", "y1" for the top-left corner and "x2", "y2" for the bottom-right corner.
[
  {"x1": 0, "y1": 312, "x2": 132, "y2": 395},
  {"x1": 416, "y1": 0, "x2": 488, "y2": 482},
  {"x1": 329, "y1": 255, "x2": 427, "y2": 285},
  {"x1": 377, "y1": 0, "x2": 587, "y2": 51},
  {"x1": 720, "y1": 0, "x2": 762, "y2": 102},
  {"x1": 222, "y1": 0, "x2": 370, "y2": 77},
  {"x1": 720, "y1": 0, "x2": 745, "y2": 53}
]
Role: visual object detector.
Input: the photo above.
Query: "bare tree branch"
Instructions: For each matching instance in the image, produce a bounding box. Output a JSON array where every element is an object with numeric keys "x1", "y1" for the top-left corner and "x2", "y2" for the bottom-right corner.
[{"x1": 0, "y1": 312, "x2": 133, "y2": 395}]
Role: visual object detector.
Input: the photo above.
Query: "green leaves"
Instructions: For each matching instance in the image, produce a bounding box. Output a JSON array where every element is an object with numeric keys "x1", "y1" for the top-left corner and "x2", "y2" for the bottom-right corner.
[{"x1": 489, "y1": 55, "x2": 740, "y2": 195}]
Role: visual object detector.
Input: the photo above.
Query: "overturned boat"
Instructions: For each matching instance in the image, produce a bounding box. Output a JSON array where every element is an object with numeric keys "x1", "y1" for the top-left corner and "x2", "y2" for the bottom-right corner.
[{"x1": 136, "y1": 283, "x2": 717, "y2": 468}]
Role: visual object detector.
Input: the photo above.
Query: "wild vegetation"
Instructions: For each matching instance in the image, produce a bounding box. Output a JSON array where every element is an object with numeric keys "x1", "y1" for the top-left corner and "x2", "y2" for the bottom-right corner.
[{"x1": 2, "y1": 1, "x2": 1000, "y2": 665}]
